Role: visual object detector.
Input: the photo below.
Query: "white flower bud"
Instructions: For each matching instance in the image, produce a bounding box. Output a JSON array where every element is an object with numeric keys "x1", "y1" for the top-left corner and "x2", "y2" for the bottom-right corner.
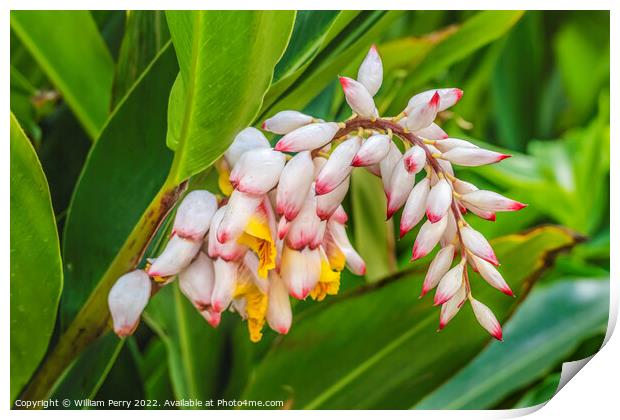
[
  {"x1": 471, "y1": 254, "x2": 514, "y2": 296},
  {"x1": 280, "y1": 246, "x2": 321, "y2": 299},
  {"x1": 286, "y1": 188, "x2": 321, "y2": 250},
  {"x1": 229, "y1": 148, "x2": 286, "y2": 195},
  {"x1": 440, "y1": 210, "x2": 458, "y2": 247},
  {"x1": 421, "y1": 244, "x2": 454, "y2": 297},
  {"x1": 225, "y1": 127, "x2": 270, "y2": 167},
  {"x1": 357, "y1": 45, "x2": 383, "y2": 96},
  {"x1": 352, "y1": 134, "x2": 391, "y2": 167},
  {"x1": 440, "y1": 147, "x2": 511, "y2": 166},
  {"x1": 217, "y1": 190, "x2": 261, "y2": 243},
  {"x1": 405, "y1": 91, "x2": 439, "y2": 131},
  {"x1": 211, "y1": 258, "x2": 239, "y2": 313},
  {"x1": 339, "y1": 77, "x2": 378, "y2": 118},
  {"x1": 147, "y1": 235, "x2": 202, "y2": 277},
  {"x1": 172, "y1": 190, "x2": 218, "y2": 240},
  {"x1": 276, "y1": 151, "x2": 314, "y2": 220},
  {"x1": 178, "y1": 251, "x2": 215, "y2": 310},
  {"x1": 262, "y1": 110, "x2": 314, "y2": 134},
  {"x1": 411, "y1": 214, "x2": 448, "y2": 260},
  {"x1": 439, "y1": 282, "x2": 466, "y2": 330},
  {"x1": 208, "y1": 207, "x2": 248, "y2": 261},
  {"x1": 331, "y1": 205, "x2": 348, "y2": 224},
  {"x1": 426, "y1": 178, "x2": 452, "y2": 223},
  {"x1": 379, "y1": 142, "x2": 402, "y2": 193},
  {"x1": 415, "y1": 123, "x2": 448, "y2": 140},
  {"x1": 470, "y1": 297, "x2": 503, "y2": 341},
  {"x1": 460, "y1": 190, "x2": 526, "y2": 212},
  {"x1": 433, "y1": 137, "x2": 479, "y2": 153},
  {"x1": 386, "y1": 154, "x2": 416, "y2": 219},
  {"x1": 315, "y1": 136, "x2": 361, "y2": 195},
  {"x1": 463, "y1": 202, "x2": 496, "y2": 221},
  {"x1": 460, "y1": 225, "x2": 498, "y2": 266},
  {"x1": 267, "y1": 272, "x2": 293, "y2": 334},
  {"x1": 108, "y1": 270, "x2": 151, "y2": 337},
  {"x1": 316, "y1": 175, "x2": 350, "y2": 220},
  {"x1": 400, "y1": 177, "x2": 430, "y2": 238},
  {"x1": 275, "y1": 122, "x2": 340, "y2": 152},
  {"x1": 406, "y1": 88, "x2": 463, "y2": 113},
  {"x1": 452, "y1": 178, "x2": 478, "y2": 195},
  {"x1": 403, "y1": 145, "x2": 426, "y2": 174},
  {"x1": 327, "y1": 218, "x2": 366, "y2": 275},
  {"x1": 434, "y1": 260, "x2": 465, "y2": 306}
]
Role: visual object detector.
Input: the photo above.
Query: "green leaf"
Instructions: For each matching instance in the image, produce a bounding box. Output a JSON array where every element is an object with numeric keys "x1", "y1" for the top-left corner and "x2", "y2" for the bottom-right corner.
[
  {"x1": 260, "y1": 11, "x2": 400, "y2": 120},
  {"x1": 61, "y1": 44, "x2": 177, "y2": 326},
  {"x1": 19, "y1": 44, "x2": 182, "y2": 403},
  {"x1": 10, "y1": 113, "x2": 63, "y2": 402},
  {"x1": 165, "y1": 11, "x2": 296, "y2": 183},
  {"x1": 112, "y1": 11, "x2": 170, "y2": 106},
  {"x1": 415, "y1": 278, "x2": 608, "y2": 409},
  {"x1": 241, "y1": 226, "x2": 577, "y2": 409},
  {"x1": 262, "y1": 11, "x2": 359, "y2": 112},
  {"x1": 492, "y1": 11, "x2": 545, "y2": 151},
  {"x1": 145, "y1": 284, "x2": 225, "y2": 401},
  {"x1": 386, "y1": 11, "x2": 523, "y2": 115},
  {"x1": 350, "y1": 169, "x2": 396, "y2": 282},
  {"x1": 273, "y1": 11, "x2": 341, "y2": 82},
  {"x1": 10, "y1": 11, "x2": 115, "y2": 139},
  {"x1": 513, "y1": 373, "x2": 561, "y2": 409},
  {"x1": 50, "y1": 333, "x2": 124, "y2": 402}
]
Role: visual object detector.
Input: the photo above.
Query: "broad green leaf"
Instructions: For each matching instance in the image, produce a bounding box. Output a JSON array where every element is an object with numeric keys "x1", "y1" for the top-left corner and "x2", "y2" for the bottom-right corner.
[
  {"x1": 165, "y1": 11, "x2": 296, "y2": 183},
  {"x1": 386, "y1": 11, "x2": 523, "y2": 114},
  {"x1": 241, "y1": 226, "x2": 576, "y2": 409},
  {"x1": 553, "y1": 11, "x2": 610, "y2": 124},
  {"x1": 262, "y1": 11, "x2": 359, "y2": 112},
  {"x1": 416, "y1": 279, "x2": 608, "y2": 409},
  {"x1": 61, "y1": 44, "x2": 177, "y2": 326},
  {"x1": 492, "y1": 11, "x2": 545, "y2": 151},
  {"x1": 18, "y1": 45, "x2": 181, "y2": 404},
  {"x1": 260, "y1": 11, "x2": 400, "y2": 120},
  {"x1": 273, "y1": 11, "x2": 341, "y2": 82},
  {"x1": 10, "y1": 113, "x2": 63, "y2": 402},
  {"x1": 112, "y1": 11, "x2": 170, "y2": 106},
  {"x1": 513, "y1": 373, "x2": 561, "y2": 409},
  {"x1": 10, "y1": 11, "x2": 115, "y2": 139},
  {"x1": 145, "y1": 284, "x2": 225, "y2": 401},
  {"x1": 50, "y1": 333, "x2": 124, "y2": 403},
  {"x1": 350, "y1": 169, "x2": 396, "y2": 282}
]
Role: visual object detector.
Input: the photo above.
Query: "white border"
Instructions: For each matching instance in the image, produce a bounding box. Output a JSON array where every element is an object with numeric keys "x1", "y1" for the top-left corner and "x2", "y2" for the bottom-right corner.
[{"x1": 3, "y1": 2, "x2": 618, "y2": 419}]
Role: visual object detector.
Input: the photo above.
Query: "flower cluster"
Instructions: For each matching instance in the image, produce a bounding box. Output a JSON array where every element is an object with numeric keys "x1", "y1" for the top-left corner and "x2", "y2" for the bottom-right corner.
[{"x1": 108, "y1": 45, "x2": 525, "y2": 342}]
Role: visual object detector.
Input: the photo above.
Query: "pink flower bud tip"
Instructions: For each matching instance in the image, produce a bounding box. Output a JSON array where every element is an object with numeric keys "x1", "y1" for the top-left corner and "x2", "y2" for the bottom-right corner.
[
  {"x1": 216, "y1": 230, "x2": 230, "y2": 244},
  {"x1": 426, "y1": 211, "x2": 443, "y2": 224},
  {"x1": 211, "y1": 300, "x2": 224, "y2": 313},
  {"x1": 411, "y1": 244, "x2": 424, "y2": 261},
  {"x1": 498, "y1": 154, "x2": 512, "y2": 162},
  {"x1": 386, "y1": 206, "x2": 398, "y2": 221},
  {"x1": 339, "y1": 76, "x2": 350, "y2": 89},
  {"x1": 511, "y1": 202, "x2": 528, "y2": 211},
  {"x1": 492, "y1": 328, "x2": 503, "y2": 341},
  {"x1": 430, "y1": 91, "x2": 440, "y2": 107},
  {"x1": 399, "y1": 226, "x2": 409, "y2": 239},
  {"x1": 274, "y1": 142, "x2": 287, "y2": 152},
  {"x1": 433, "y1": 293, "x2": 451, "y2": 306},
  {"x1": 455, "y1": 88, "x2": 464, "y2": 101},
  {"x1": 351, "y1": 156, "x2": 365, "y2": 167},
  {"x1": 261, "y1": 121, "x2": 266, "y2": 129},
  {"x1": 315, "y1": 181, "x2": 332, "y2": 196},
  {"x1": 438, "y1": 321, "x2": 447, "y2": 331},
  {"x1": 277, "y1": 326, "x2": 290, "y2": 335}
]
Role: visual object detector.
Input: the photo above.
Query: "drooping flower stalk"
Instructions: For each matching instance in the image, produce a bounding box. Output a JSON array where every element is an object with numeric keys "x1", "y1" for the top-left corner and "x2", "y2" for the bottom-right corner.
[{"x1": 108, "y1": 45, "x2": 526, "y2": 343}]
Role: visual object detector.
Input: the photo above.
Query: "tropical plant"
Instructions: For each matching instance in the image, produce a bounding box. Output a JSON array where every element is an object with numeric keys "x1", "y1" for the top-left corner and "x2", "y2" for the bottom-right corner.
[{"x1": 10, "y1": 10, "x2": 609, "y2": 409}]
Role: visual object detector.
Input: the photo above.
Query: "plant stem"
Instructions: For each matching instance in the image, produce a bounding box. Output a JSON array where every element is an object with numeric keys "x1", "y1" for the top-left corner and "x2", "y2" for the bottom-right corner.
[{"x1": 19, "y1": 179, "x2": 186, "y2": 404}]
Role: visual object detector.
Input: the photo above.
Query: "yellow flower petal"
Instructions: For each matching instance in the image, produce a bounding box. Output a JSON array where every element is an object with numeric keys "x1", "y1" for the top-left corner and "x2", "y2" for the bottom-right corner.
[{"x1": 237, "y1": 214, "x2": 276, "y2": 278}]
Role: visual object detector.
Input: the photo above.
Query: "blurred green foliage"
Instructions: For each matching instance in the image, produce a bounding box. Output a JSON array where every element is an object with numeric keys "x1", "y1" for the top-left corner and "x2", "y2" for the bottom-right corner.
[{"x1": 10, "y1": 10, "x2": 609, "y2": 409}]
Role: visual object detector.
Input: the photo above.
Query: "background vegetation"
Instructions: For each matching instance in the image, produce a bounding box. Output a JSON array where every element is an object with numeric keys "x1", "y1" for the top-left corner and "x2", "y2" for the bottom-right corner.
[{"x1": 10, "y1": 10, "x2": 610, "y2": 409}]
